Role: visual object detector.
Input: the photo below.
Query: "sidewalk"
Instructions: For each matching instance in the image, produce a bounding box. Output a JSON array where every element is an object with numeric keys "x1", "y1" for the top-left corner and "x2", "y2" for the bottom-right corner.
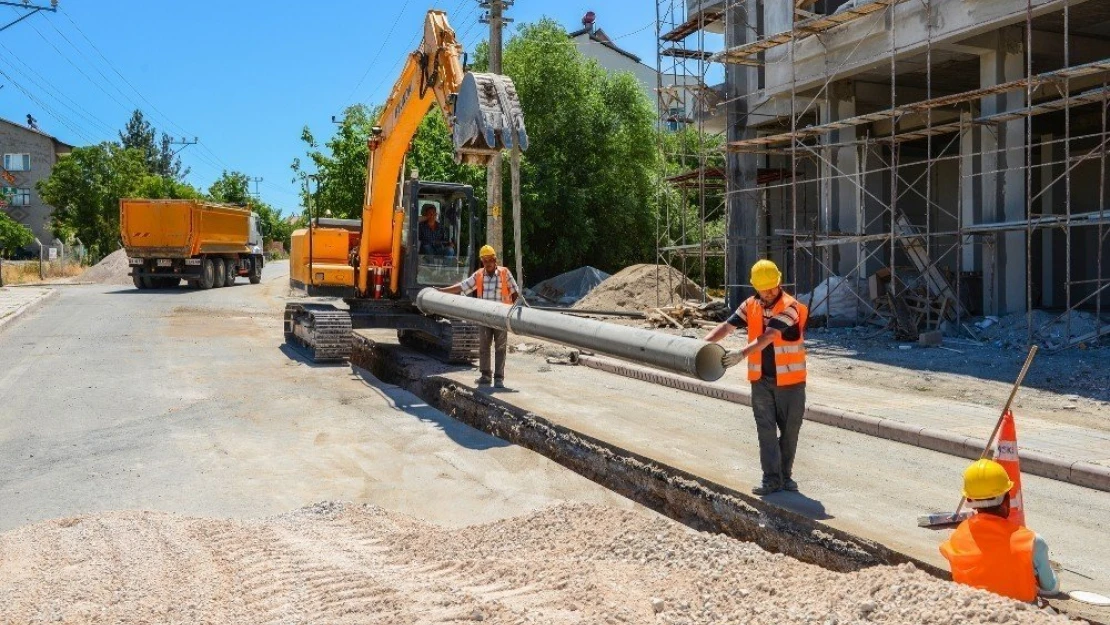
[
  {"x1": 0, "y1": 286, "x2": 55, "y2": 332},
  {"x1": 572, "y1": 353, "x2": 1110, "y2": 491}
]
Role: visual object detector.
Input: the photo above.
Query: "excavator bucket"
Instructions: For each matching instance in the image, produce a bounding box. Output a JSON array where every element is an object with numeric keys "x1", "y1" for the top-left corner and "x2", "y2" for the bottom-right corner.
[{"x1": 452, "y1": 72, "x2": 529, "y2": 165}]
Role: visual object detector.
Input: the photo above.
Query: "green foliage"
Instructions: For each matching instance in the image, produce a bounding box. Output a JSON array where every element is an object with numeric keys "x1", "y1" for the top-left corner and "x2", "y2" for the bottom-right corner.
[
  {"x1": 208, "y1": 171, "x2": 251, "y2": 204},
  {"x1": 36, "y1": 143, "x2": 150, "y2": 257},
  {"x1": 409, "y1": 109, "x2": 485, "y2": 189},
  {"x1": 0, "y1": 211, "x2": 34, "y2": 256},
  {"x1": 135, "y1": 175, "x2": 204, "y2": 200},
  {"x1": 291, "y1": 104, "x2": 378, "y2": 219},
  {"x1": 119, "y1": 110, "x2": 187, "y2": 180},
  {"x1": 254, "y1": 202, "x2": 295, "y2": 249},
  {"x1": 467, "y1": 19, "x2": 659, "y2": 279},
  {"x1": 657, "y1": 128, "x2": 726, "y2": 287}
]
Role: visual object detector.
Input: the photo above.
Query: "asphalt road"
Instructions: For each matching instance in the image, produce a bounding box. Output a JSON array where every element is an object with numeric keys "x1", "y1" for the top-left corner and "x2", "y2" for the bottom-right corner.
[{"x1": 0, "y1": 261, "x2": 638, "y2": 531}]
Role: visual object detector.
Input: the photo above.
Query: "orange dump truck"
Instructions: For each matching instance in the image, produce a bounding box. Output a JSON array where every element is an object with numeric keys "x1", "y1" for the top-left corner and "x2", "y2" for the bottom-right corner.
[{"x1": 120, "y1": 199, "x2": 264, "y2": 290}]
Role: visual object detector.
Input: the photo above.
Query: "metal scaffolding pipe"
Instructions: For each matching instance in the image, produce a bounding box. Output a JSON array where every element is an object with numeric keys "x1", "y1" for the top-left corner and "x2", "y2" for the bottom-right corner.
[{"x1": 416, "y1": 289, "x2": 727, "y2": 382}]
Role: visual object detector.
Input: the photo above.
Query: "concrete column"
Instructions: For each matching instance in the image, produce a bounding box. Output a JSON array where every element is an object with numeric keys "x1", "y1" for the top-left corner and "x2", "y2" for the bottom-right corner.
[
  {"x1": 725, "y1": 0, "x2": 761, "y2": 308},
  {"x1": 1040, "y1": 134, "x2": 1055, "y2": 307},
  {"x1": 959, "y1": 111, "x2": 979, "y2": 272},
  {"x1": 820, "y1": 80, "x2": 859, "y2": 278},
  {"x1": 979, "y1": 26, "x2": 1027, "y2": 315}
]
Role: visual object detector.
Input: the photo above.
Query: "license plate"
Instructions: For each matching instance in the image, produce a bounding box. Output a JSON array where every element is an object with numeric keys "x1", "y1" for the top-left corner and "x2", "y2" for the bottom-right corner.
[{"x1": 157, "y1": 259, "x2": 172, "y2": 267}]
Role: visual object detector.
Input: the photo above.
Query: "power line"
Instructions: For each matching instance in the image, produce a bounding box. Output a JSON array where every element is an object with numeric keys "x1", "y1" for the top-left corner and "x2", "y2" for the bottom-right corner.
[
  {"x1": 0, "y1": 41, "x2": 115, "y2": 138},
  {"x1": 343, "y1": 0, "x2": 413, "y2": 106},
  {"x1": 0, "y1": 66, "x2": 95, "y2": 143}
]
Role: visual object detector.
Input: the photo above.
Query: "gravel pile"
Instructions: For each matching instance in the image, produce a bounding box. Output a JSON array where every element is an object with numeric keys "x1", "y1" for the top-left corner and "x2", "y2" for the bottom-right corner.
[
  {"x1": 80, "y1": 249, "x2": 132, "y2": 285},
  {"x1": 0, "y1": 502, "x2": 1075, "y2": 624},
  {"x1": 573, "y1": 264, "x2": 704, "y2": 312}
]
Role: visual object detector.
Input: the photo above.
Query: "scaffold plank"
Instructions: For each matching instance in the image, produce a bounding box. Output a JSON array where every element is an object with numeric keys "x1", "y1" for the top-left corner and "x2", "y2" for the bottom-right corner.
[
  {"x1": 712, "y1": 0, "x2": 903, "y2": 65},
  {"x1": 726, "y1": 59, "x2": 1110, "y2": 152},
  {"x1": 661, "y1": 47, "x2": 715, "y2": 61},
  {"x1": 660, "y1": 10, "x2": 724, "y2": 42}
]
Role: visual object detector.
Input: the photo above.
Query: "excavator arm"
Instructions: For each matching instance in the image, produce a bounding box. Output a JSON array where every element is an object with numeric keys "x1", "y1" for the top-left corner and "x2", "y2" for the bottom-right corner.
[{"x1": 356, "y1": 9, "x2": 527, "y2": 297}]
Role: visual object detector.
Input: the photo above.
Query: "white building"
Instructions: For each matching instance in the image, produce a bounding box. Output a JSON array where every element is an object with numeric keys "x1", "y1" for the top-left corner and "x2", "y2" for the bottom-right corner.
[{"x1": 568, "y1": 13, "x2": 709, "y2": 131}]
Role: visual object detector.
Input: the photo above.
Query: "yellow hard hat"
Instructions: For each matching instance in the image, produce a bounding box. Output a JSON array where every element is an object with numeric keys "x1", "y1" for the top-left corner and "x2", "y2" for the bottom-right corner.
[
  {"x1": 750, "y1": 259, "x2": 782, "y2": 291},
  {"x1": 479, "y1": 244, "x2": 497, "y2": 259},
  {"x1": 962, "y1": 459, "x2": 1013, "y2": 502}
]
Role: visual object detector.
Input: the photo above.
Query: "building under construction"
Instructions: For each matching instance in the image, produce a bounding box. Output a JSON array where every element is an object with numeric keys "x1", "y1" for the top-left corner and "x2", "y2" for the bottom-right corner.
[{"x1": 656, "y1": 0, "x2": 1110, "y2": 348}]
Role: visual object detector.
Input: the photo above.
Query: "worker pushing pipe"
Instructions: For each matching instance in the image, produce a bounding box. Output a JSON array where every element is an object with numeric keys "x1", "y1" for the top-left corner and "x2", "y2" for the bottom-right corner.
[{"x1": 415, "y1": 289, "x2": 727, "y2": 382}]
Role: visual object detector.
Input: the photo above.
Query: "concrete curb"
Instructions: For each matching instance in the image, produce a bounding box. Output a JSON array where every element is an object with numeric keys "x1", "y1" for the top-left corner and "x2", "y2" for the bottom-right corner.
[
  {"x1": 576, "y1": 354, "x2": 1110, "y2": 493},
  {"x1": 0, "y1": 288, "x2": 56, "y2": 335}
]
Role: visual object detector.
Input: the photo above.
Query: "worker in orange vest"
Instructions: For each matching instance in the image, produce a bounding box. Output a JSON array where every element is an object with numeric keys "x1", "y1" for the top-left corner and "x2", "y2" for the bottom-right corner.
[
  {"x1": 940, "y1": 459, "x2": 1059, "y2": 601},
  {"x1": 439, "y1": 244, "x2": 520, "y2": 389},
  {"x1": 706, "y1": 259, "x2": 809, "y2": 495}
]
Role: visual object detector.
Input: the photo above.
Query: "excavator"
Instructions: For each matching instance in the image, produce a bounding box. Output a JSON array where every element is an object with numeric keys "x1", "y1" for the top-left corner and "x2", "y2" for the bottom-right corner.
[{"x1": 284, "y1": 9, "x2": 528, "y2": 362}]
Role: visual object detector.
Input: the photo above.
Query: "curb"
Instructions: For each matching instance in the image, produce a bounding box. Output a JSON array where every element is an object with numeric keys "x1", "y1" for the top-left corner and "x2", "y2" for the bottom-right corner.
[
  {"x1": 0, "y1": 288, "x2": 56, "y2": 335},
  {"x1": 575, "y1": 354, "x2": 1110, "y2": 493}
]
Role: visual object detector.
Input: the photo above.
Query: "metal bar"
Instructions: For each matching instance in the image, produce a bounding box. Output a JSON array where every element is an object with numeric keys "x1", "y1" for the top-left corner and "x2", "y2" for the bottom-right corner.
[{"x1": 416, "y1": 290, "x2": 727, "y2": 381}]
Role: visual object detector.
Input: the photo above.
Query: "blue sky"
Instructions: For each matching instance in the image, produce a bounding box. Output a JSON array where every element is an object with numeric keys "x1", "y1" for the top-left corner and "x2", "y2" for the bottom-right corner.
[{"x1": 0, "y1": 1, "x2": 672, "y2": 214}]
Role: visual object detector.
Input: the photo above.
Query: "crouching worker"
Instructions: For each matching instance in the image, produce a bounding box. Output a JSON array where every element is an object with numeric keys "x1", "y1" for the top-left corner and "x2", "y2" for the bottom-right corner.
[{"x1": 940, "y1": 459, "x2": 1059, "y2": 601}]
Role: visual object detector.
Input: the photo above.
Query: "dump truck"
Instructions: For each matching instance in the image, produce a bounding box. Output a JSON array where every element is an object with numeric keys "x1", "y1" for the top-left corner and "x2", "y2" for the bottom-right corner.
[{"x1": 120, "y1": 199, "x2": 264, "y2": 290}]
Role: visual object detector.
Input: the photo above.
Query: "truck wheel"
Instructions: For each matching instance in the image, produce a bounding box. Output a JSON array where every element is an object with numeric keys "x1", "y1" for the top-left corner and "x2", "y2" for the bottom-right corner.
[
  {"x1": 225, "y1": 260, "x2": 237, "y2": 286},
  {"x1": 213, "y1": 258, "x2": 227, "y2": 288},
  {"x1": 141, "y1": 276, "x2": 155, "y2": 289},
  {"x1": 133, "y1": 273, "x2": 146, "y2": 290},
  {"x1": 249, "y1": 257, "x2": 262, "y2": 284},
  {"x1": 198, "y1": 259, "x2": 216, "y2": 290}
]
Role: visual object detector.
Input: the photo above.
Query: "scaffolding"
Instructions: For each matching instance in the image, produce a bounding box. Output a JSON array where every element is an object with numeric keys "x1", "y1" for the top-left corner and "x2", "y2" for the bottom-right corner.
[{"x1": 655, "y1": 0, "x2": 1110, "y2": 350}]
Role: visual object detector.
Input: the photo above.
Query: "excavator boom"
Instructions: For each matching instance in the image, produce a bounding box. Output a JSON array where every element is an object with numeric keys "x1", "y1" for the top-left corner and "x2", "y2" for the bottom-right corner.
[{"x1": 358, "y1": 9, "x2": 526, "y2": 297}]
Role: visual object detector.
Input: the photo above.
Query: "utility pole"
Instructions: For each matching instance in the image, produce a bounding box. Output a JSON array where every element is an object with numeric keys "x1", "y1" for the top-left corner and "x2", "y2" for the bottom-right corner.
[
  {"x1": 169, "y1": 136, "x2": 198, "y2": 156},
  {"x1": 250, "y1": 176, "x2": 264, "y2": 199},
  {"x1": 479, "y1": 0, "x2": 512, "y2": 257}
]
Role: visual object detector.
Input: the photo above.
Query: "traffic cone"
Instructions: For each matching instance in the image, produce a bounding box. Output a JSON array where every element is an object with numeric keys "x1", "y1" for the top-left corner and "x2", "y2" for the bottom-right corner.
[{"x1": 992, "y1": 410, "x2": 1026, "y2": 527}]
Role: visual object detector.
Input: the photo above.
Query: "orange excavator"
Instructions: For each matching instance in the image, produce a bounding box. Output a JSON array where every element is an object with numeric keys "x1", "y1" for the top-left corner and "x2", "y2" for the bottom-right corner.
[{"x1": 284, "y1": 9, "x2": 527, "y2": 362}]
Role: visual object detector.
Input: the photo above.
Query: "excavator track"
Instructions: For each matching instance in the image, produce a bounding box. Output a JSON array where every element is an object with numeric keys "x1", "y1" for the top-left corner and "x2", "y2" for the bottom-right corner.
[
  {"x1": 284, "y1": 303, "x2": 353, "y2": 363},
  {"x1": 398, "y1": 319, "x2": 480, "y2": 363}
]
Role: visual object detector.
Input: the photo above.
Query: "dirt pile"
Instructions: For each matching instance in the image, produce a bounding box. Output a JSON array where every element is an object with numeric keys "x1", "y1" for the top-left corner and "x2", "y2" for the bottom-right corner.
[
  {"x1": 0, "y1": 503, "x2": 1072, "y2": 625},
  {"x1": 573, "y1": 264, "x2": 704, "y2": 311},
  {"x1": 80, "y1": 249, "x2": 132, "y2": 285}
]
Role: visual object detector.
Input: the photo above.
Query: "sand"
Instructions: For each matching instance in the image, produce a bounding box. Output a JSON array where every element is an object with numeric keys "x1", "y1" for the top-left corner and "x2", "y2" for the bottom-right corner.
[
  {"x1": 574, "y1": 264, "x2": 704, "y2": 312},
  {"x1": 80, "y1": 249, "x2": 132, "y2": 285},
  {"x1": 0, "y1": 502, "x2": 1075, "y2": 625}
]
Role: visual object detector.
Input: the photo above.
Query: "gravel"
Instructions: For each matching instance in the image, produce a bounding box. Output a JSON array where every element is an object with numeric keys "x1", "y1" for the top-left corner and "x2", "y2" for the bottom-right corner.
[
  {"x1": 80, "y1": 249, "x2": 132, "y2": 285},
  {"x1": 0, "y1": 502, "x2": 1078, "y2": 624}
]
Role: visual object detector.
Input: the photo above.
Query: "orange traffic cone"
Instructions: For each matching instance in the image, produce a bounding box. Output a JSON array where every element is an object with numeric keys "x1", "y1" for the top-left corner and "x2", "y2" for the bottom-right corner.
[{"x1": 992, "y1": 410, "x2": 1026, "y2": 527}]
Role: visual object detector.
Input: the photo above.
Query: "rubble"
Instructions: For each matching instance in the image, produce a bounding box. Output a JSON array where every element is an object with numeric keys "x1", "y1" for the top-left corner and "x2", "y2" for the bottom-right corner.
[{"x1": 0, "y1": 503, "x2": 1078, "y2": 625}]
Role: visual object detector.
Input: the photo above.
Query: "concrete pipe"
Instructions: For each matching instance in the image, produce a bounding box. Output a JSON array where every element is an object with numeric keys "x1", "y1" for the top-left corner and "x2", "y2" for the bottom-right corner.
[{"x1": 416, "y1": 289, "x2": 727, "y2": 382}]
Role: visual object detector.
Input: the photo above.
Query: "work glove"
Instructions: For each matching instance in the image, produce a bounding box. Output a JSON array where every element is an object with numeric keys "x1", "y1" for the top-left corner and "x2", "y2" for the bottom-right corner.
[{"x1": 721, "y1": 348, "x2": 746, "y2": 369}]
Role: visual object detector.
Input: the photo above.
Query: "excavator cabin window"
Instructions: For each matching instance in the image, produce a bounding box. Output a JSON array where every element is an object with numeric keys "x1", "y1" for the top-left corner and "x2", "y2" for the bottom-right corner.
[{"x1": 402, "y1": 181, "x2": 476, "y2": 289}]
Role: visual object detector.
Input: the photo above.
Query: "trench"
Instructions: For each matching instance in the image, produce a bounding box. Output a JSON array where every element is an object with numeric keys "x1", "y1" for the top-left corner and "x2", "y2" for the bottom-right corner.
[{"x1": 351, "y1": 333, "x2": 947, "y2": 576}]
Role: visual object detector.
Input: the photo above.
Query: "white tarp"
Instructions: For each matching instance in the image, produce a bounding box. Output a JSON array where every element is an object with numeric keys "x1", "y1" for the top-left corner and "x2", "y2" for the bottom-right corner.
[{"x1": 798, "y1": 276, "x2": 860, "y2": 319}]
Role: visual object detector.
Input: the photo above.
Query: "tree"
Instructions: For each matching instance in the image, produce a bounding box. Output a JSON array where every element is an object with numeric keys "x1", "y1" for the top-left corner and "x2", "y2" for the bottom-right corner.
[
  {"x1": 0, "y1": 211, "x2": 33, "y2": 257},
  {"x1": 119, "y1": 110, "x2": 187, "y2": 180},
  {"x1": 291, "y1": 104, "x2": 378, "y2": 219},
  {"x1": 208, "y1": 170, "x2": 252, "y2": 204},
  {"x1": 462, "y1": 20, "x2": 659, "y2": 280},
  {"x1": 36, "y1": 143, "x2": 150, "y2": 257},
  {"x1": 135, "y1": 175, "x2": 204, "y2": 200}
]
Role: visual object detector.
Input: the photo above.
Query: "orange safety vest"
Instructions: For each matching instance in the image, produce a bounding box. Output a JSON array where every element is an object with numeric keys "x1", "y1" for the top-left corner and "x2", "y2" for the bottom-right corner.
[
  {"x1": 745, "y1": 292, "x2": 808, "y2": 386},
  {"x1": 939, "y1": 513, "x2": 1038, "y2": 602},
  {"x1": 473, "y1": 267, "x2": 514, "y2": 304}
]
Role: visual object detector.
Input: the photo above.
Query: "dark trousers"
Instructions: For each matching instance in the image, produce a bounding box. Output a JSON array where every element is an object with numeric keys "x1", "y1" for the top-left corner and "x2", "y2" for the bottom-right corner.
[
  {"x1": 750, "y1": 378, "x2": 806, "y2": 486},
  {"x1": 479, "y1": 327, "x2": 508, "y2": 380}
]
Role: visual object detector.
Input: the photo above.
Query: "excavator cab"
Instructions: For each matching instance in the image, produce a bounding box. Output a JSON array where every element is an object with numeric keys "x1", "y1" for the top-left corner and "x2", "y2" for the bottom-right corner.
[{"x1": 399, "y1": 179, "x2": 479, "y2": 299}]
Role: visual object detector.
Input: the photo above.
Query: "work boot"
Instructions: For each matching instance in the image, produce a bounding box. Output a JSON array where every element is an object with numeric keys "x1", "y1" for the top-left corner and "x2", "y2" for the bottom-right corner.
[
  {"x1": 493, "y1": 378, "x2": 506, "y2": 389},
  {"x1": 752, "y1": 481, "x2": 782, "y2": 496},
  {"x1": 476, "y1": 375, "x2": 492, "y2": 385},
  {"x1": 783, "y1": 479, "x2": 799, "y2": 492}
]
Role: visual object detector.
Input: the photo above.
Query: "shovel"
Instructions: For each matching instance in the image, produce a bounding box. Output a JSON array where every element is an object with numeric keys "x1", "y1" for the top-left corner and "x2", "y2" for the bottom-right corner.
[{"x1": 917, "y1": 345, "x2": 1038, "y2": 528}]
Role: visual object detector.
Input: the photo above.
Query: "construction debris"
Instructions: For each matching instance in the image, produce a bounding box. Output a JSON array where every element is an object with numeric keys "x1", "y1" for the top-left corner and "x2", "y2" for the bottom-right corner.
[
  {"x1": 573, "y1": 264, "x2": 704, "y2": 312},
  {"x1": 645, "y1": 299, "x2": 729, "y2": 328},
  {"x1": 0, "y1": 503, "x2": 1077, "y2": 625}
]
